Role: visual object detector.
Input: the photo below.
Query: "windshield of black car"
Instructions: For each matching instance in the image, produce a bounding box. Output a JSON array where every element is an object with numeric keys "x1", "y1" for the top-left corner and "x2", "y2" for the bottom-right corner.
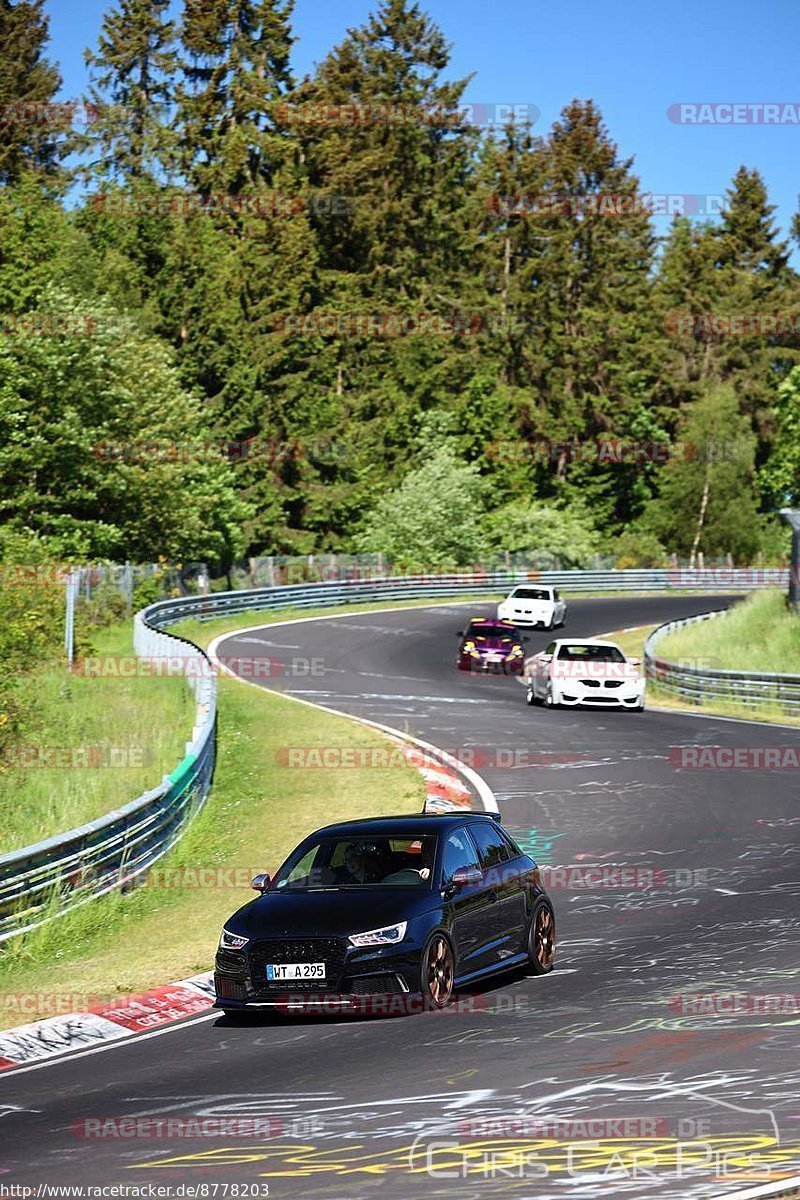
[
  {"x1": 511, "y1": 588, "x2": 551, "y2": 600},
  {"x1": 557, "y1": 645, "x2": 625, "y2": 662},
  {"x1": 467, "y1": 624, "x2": 518, "y2": 641},
  {"x1": 272, "y1": 835, "x2": 438, "y2": 890}
]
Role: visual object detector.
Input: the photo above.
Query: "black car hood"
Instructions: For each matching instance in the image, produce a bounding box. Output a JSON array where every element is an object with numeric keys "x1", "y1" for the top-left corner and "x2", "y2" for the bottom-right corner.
[{"x1": 228, "y1": 888, "x2": 437, "y2": 938}]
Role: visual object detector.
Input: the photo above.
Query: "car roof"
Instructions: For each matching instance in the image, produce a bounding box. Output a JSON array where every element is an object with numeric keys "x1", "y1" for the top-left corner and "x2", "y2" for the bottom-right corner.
[{"x1": 312, "y1": 813, "x2": 502, "y2": 838}]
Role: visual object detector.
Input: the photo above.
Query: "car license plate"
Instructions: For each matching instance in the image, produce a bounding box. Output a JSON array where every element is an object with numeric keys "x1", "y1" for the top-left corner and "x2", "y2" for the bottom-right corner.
[
  {"x1": 485, "y1": 653, "x2": 502, "y2": 661},
  {"x1": 266, "y1": 962, "x2": 325, "y2": 981}
]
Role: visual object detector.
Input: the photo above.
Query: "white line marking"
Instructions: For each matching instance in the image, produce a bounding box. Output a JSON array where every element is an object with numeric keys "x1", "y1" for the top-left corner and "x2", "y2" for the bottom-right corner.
[{"x1": 209, "y1": 617, "x2": 499, "y2": 813}]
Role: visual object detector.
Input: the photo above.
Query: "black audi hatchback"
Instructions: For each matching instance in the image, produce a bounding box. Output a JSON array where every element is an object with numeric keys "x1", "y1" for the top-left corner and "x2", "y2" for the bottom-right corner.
[{"x1": 214, "y1": 812, "x2": 555, "y2": 1017}]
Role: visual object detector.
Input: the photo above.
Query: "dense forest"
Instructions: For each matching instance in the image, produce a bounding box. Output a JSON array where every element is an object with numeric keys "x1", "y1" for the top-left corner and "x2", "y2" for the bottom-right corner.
[{"x1": 1, "y1": 0, "x2": 800, "y2": 570}]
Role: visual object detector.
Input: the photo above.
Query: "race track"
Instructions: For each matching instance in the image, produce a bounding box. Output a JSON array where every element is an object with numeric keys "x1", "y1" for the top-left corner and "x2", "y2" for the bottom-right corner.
[{"x1": 3, "y1": 594, "x2": 800, "y2": 1199}]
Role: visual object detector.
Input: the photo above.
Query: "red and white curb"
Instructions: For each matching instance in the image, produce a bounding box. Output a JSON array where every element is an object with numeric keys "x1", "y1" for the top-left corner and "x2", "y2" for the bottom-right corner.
[
  {"x1": 389, "y1": 737, "x2": 474, "y2": 812},
  {"x1": 0, "y1": 973, "x2": 214, "y2": 1070}
]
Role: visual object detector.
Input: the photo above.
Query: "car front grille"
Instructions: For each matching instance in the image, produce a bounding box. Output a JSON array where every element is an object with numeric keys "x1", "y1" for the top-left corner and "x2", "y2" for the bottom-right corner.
[{"x1": 249, "y1": 937, "x2": 347, "y2": 991}]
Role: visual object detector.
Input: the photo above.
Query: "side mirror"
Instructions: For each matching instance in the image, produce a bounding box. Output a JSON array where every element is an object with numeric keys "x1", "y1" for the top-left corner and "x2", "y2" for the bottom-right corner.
[
  {"x1": 523, "y1": 636, "x2": 531, "y2": 642},
  {"x1": 251, "y1": 872, "x2": 271, "y2": 893},
  {"x1": 629, "y1": 657, "x2": 642, "y2": 667},
  {"x1": 450, "y1": 865, "x2": 483, "y2": 891},
  {"x1": 456, "y1": 630, "x2": 464, "y2": 637}
]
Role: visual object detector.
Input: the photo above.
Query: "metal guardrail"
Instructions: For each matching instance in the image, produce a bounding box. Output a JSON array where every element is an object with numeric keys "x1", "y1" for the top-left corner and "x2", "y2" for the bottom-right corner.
[
  {"x1": 0, "y1": 612, "x2": 216, "y2": 943},
  {"x1": 0, "y1": 566, "x2": 785, "y2": 943},
  {"x1": 141, "y1": 567, "x2": 785, "y2": 630},
  {"x1": 645, "y1": 609, "x2": 800, "y2": 712}
]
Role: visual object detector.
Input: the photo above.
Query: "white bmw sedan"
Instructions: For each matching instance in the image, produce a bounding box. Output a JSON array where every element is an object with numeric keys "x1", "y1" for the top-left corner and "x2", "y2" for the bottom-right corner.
[
  {"x1": 497, "y1": 585, "x2": 566, "y2": 630},
  {"x1": 523, "y1": 639, "x2": 645, "y2": 710}
]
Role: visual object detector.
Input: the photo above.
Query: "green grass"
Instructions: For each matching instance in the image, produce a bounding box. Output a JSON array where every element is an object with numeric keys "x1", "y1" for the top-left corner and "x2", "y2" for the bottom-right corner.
[
  {"x1": 0, "y1": 675, "x2": 423, "y2": 1026},
  {"x1": 656, "y1": 589, "x2": 800, "y2": 674},
  {"x1": 0, "y1": 622, "x2": 192, "y2": 854},
  {"x1": 598, "y1": 595, "x2": 800, "y2": 727}
]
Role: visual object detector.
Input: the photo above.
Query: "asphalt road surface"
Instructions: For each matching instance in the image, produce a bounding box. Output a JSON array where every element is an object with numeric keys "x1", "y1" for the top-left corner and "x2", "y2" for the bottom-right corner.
[{"x1": 3, "y1": 595, "x2": 800, "y2": 1199}]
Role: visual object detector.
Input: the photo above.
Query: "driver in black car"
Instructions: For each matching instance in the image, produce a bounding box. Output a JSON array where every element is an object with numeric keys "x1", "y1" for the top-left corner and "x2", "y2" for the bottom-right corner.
[{"x1": 340, "y1": 842, "x2": 382, "y2": 884}]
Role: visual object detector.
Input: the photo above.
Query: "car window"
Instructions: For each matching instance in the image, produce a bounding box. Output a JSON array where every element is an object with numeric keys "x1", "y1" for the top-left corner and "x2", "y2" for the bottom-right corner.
[
  {"x1": 553, "y1": 590, "x2": 560, "y2": 600},
  {"x1": 511, "y1": 588, "x2": 551, "y2": 600},
  {"x1": 274, "y1": 835, "x2": 437, "y2": 889},
  {"x1": 468, "y1": 821, "x2": 512, "y2": 869},
  {"x1": 557, "y1": 644, "x2": 625, "y2": 663},
  {"x1": 441, "y1": 827, "x2": 481, "y2": 884}
]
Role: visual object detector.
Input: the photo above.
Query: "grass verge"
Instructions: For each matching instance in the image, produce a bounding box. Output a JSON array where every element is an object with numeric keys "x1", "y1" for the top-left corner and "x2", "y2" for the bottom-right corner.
[
  {"x1": 599, "y1": 594, "x2": 800, "y2": 726},
  {"x1": 0, "y1": 622, "x2": 192, "y2": 854},
  {"x1": 0, "y1": 675, "x2": 423, "y2": 1027}
]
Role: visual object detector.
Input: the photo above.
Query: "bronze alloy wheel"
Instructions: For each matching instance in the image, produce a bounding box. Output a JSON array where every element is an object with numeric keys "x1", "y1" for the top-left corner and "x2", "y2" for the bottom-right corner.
[
  {"x1": 529, "y1": 899, "x2": 556, "y2": 974},
  {"x1": 424, "y1": 934, "x2": 455, "y2": 1008}
]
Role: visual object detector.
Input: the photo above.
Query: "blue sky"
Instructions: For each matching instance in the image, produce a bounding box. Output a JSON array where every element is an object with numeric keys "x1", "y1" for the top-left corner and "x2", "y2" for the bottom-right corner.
[{"x1": 44, "y1": 0, "x2": 800, "y2": 257}]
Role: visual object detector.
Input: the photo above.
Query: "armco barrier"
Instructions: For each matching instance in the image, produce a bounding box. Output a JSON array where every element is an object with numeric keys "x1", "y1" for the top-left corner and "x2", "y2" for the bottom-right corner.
[
  {"x1": 0, "y1": 566, "x2": 783, "y2": 943},
  {"x1": 0, "y1": 614, "x2": 216, "y2": 943},
  {"x1": 645, "y1": 609, "x2": 800, "y2": 712},
  {"x1": 140, "y1": 567, "x2": 784, "y2": 630}
]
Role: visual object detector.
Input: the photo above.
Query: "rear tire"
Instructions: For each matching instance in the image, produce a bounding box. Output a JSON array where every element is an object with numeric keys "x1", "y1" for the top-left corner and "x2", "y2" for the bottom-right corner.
[{"x1": 527, "y1": 898, "x2": 556, "y2": 975}]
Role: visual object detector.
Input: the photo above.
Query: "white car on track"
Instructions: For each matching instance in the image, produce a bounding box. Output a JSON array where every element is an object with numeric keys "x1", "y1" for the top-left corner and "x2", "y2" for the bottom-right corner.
[
  {"x1": 498, "y1": 585, "x2": 566, "y2": 630},
  {"x1": 523, "y1": 638, "x2": 645, "y2": 711}
]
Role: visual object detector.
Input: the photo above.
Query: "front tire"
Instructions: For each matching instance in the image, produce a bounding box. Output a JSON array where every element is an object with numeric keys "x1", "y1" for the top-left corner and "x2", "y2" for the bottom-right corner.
[
  {"x1": 527, "y1": 898, "x2": 556, "y2": 975},
  {"x1": 525, "y1": 683, "x2": 539, "y2": 706},
  {"x1": 544, "y1": 682, "x2": 556, "y2": 708},
  {"x1": 421, "y1": 933, "x2": 455, "y2": 1009}
]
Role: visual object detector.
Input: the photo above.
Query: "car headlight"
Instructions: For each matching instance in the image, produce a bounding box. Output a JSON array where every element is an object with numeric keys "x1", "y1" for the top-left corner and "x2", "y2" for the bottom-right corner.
[
  {"x1": 348, "y1": 921, "x2": 407, "y2": 947},
  {"x1": 219, "y1": 928, "x2": 249, "y2": 951},
  {"x1": 508, "y1": 646, "x2": 523, "y2": 657}
]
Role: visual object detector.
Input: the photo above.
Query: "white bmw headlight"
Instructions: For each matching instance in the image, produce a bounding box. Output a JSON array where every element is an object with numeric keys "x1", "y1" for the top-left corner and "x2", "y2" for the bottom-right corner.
[
  {"x1": 219, "y1": 927, "x2": 249, "y2": 951},
  {"x1": 348, "y1": 921, "x2": 407, "y2": 947}
]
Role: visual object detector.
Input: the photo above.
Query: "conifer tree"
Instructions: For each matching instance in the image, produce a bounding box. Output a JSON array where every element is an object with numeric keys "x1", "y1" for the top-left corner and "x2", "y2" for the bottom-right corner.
[
  {"x1": 80, "y1": 0, "x2": 177, "y2": 183},
  {"x1": 0, "y1": 0, "x2": 64, "y2": 185}
]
